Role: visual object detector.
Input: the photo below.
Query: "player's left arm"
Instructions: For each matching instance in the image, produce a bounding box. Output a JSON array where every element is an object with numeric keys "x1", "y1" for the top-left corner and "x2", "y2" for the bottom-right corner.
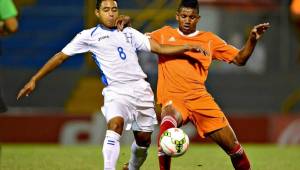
[
  {"x1": 115, "y1": 15, "x2": 131, "y2": 31},
  {"x1": 232, "y1": 23, "x2": 270, "y2": 66}
]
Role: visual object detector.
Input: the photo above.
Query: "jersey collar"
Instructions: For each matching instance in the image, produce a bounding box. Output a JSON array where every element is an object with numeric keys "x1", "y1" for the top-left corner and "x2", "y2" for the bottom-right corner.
[
  {"x1": 99, "y1": 24, "x2": 117, "y2": 32},
  {"x1": 177, "y1": 29, "x2": 199, "y2": 37}
]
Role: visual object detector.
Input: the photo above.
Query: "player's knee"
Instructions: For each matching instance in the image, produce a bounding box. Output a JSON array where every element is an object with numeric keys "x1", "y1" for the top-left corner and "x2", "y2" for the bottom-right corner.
[
  {"x1": 136, "y1": 138, "x2": 151, "y2": 147},
  {"x1": 107, "y1": 117, "x2": 124, "y2": 135},
  {"x1": 162, "y1": 103, "x2": 175, "y2": 116},
  {"x1": 162, "y1": 103, "x2": 179, "y2": 118},
  {"x1": 107, "y1": 124, "x2": 123, "y2": 135},
  {"x1": 134, "y1": 132, "x2": 152, "y2": 147},
  {"x1": 161, "y1": 107, "x2": 182, "y2": 126}
]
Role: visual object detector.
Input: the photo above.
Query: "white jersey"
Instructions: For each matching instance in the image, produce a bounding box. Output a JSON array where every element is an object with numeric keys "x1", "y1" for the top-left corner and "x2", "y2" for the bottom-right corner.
[
  {"x1": 62, "y1": 24, "x2": 151, "y2": 86},
  {"x1": 62, "y1": 25, "x2": 157, "y2": 130}
]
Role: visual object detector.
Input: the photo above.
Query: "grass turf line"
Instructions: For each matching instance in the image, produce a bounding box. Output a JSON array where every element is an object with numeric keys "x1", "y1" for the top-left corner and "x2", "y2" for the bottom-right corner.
[{"x1": 1, "y1": 144, "x2": 299, "y2": 170}]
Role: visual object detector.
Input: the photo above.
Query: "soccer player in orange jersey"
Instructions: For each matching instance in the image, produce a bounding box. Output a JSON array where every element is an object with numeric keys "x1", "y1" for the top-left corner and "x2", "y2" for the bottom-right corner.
[{"x1": 148, "y1": 0, "x2": 270, "y2": 170}]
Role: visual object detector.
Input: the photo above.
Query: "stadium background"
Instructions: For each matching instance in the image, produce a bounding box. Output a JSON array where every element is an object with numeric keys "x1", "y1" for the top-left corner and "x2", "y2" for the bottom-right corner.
[{"x1": 0, "y1": 0, "x2": 300, "y2": 151}]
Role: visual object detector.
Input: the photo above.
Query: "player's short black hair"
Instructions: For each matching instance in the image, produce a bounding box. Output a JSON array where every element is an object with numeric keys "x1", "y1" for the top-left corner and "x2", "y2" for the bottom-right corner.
[
  {"x1": 177, "y1": 0, "x2": 199, "y2": 14},
  {"x1": 96, "y1": 0, "x2": 118, "y2": 10}
]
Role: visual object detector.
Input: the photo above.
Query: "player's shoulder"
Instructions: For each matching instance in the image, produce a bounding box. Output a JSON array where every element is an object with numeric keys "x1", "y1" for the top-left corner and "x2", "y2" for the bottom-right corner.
[
  {"x1": 161, "y1": 26, "x2": 175, "y2": 31},
  {"x1": 88, "y1": 25, "x2": 103, "y2": 37},
  {"x1": 123, "y1": 27, "x2": 132, "y2": 32},
  {"x1": 157, "y1": 25, "x2": 175, "y2": 32},
  {"x1": 123, "y1": 27, "x2": 140, "y2": 33},
  {"x1": 74, "y1": 26, "x2": 100, "y2": 39},
  {"x1": 81, "y1": 24, "x2": 115, "y2": 38},
  {"x1": 199, "y1": 31, "x2": 223, "y2": 40},
  {"x1": 150, "y1": 26, "x2": 176, "y2": 35},
  {"x1": 199, "y1": 31, "x2": 216, "y2": 37}
]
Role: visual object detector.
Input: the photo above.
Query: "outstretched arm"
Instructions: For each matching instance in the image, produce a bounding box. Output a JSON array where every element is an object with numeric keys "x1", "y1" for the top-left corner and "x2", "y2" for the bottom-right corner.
[
  {"x1": 232, "y1": 23, "x2": 270, "y2": 66},
  {"x1": 17, "y1": 52, "x2": 70, "y2": 100},
  {"x1": 115, "y1": 15, "x2": 201, "y2": 55},
  {"x1": 149, "y1": 38, "x2": 200, "y2": 55}
]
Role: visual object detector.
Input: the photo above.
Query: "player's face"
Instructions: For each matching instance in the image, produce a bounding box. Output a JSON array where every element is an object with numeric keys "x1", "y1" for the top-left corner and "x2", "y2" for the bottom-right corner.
[
  {"x1": 95, "y1": 0, "x2": 119, "y2": 28},
  {"x1": 176, "y1": 7, "x2": 200, "y2": 35}
]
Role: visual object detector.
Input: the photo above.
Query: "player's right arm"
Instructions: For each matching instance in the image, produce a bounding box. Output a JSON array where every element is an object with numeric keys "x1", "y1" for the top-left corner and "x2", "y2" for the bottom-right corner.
[
  {"x1": 17, "y1": 52, "x2": 70, "y2": 100},
  {"x1": 149, "y1": 38, "x2": 200, "y2": 55},
  {"x1": 17, "y1": 29, "x2": 91, "y2": 100}
]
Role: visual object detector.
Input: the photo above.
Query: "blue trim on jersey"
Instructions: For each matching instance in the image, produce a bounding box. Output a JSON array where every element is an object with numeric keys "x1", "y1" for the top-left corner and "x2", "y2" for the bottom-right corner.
[
  {"x1": 91, "y1": 24, "x2": 100, "y2": 36},
  {"x1": 92, "y1": 53, "x2": 109, "y2": 86},
  {"x1": 99, "y1": 24, "x2": 117, "y2": 32}
]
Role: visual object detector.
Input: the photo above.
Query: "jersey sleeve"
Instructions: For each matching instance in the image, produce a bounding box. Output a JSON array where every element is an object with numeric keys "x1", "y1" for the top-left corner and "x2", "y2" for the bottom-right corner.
[
  {"x1": 149, "y1": 28, "x2": 163, "y2": 43},
  {"x1": 211, "y1": 33, "x2": 239, "y2": 63},
  {"x1": 149, "y1": 26, "x2": 172, "y2": 44},
  {"x1": 128, "y1": 27, "x2": 151, "y2": 52},
  {"x1": 61, "y1": 30, "x2": 91, "y2": 56}
]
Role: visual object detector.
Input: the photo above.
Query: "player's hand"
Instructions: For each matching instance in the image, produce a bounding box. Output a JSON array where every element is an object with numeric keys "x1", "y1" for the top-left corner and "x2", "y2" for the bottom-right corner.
[
  {"x1": 250, "y1": 22, "x2": 270, "y2": 41},
  {"x1": 17, "y1": 80, "x2": 36, "y2": 100},
  {"x1": 184, "y1": 44, "x2": 206, "y2": 53},
  {"x1": 115, "y1": 15, "x2": 131, "y2": 31}
]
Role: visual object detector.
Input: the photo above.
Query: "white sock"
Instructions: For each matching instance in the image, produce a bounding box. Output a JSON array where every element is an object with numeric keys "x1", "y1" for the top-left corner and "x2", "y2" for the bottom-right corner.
[
  {"x1": 128, "y1": 141, "x2": 148, "y2": 170},
  {"x1": 102, "y1": 130, "x2": 121, "y2": 170}
]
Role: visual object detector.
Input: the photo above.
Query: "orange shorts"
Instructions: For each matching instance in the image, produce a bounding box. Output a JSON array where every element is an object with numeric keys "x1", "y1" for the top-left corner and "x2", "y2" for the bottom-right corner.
[{"x1": 162, "y1": 94, "x2": 228, "y2": 138}]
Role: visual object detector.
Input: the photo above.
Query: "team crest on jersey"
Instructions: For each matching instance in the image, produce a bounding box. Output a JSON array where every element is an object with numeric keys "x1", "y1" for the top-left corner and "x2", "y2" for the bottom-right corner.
[
  {"x1": 98, "y1": 35, "x2": 109, "y2": 41},
  {"x1": 168, "y1": 36, "x2": 176, "y2": 42},
  {"x1": 123, "y1": 32, "x2": 133, "y2": 43}
]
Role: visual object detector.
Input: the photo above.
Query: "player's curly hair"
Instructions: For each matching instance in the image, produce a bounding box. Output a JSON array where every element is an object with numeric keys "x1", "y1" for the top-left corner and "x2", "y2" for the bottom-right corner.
[
  {"x1": 96, "y1": 0, "x2": 118, "y2": 10},
  {"x1": 178, "y1": 0, "x2": 199, "y2": 13}
]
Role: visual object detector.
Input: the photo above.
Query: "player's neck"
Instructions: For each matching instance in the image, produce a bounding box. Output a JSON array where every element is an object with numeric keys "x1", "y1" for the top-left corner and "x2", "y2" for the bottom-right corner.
[
  {"x1": 99, "y1": 24, "x2": 117, "y2": 31},
  {"x1": 177, "y1": 29, "x2": 199, "y2": 37}
]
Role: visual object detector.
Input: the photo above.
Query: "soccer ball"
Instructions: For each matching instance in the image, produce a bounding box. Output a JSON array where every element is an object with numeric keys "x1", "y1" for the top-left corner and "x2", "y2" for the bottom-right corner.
[{"x1": 159, "y1": 128, "x2": 189, "y2": 157}]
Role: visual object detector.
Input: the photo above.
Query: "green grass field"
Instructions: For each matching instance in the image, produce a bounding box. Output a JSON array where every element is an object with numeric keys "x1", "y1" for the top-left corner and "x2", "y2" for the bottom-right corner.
[{"x1": 1, "y1": 144, "x2": 299, "y2": 170}]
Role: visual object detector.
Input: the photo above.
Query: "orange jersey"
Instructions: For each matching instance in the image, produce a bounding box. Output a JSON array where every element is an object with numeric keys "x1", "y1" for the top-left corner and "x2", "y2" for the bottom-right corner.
[
  {"x1": 150, "y1": 26, "x2": 239, "y2": 104},
  {"x1": 291, "y1": 0, "x2": 300, "y2": 15}
]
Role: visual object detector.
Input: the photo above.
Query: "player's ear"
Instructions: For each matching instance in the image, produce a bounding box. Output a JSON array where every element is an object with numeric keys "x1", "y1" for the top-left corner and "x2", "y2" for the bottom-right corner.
[
  {"x1": 197, "y1": 15, "x2": 201, "y2": 22},
  {"x1": 176, "y1": 12, "x2": 179, "y2": 21},
  {"x1": 95, "y1": 9, "x2": 100, "y2": 18}
]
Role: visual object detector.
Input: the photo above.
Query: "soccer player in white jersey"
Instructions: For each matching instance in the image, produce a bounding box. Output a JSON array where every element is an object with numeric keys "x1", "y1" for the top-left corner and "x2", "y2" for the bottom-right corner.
[{"x1": 16, "y1": 0, "x2": 201, "y2": 170}]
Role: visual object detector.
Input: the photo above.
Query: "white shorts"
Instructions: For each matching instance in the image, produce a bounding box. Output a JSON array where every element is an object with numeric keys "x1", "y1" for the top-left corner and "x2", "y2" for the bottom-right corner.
[{"x1": 101, "y1": 79, "x2": 157, "y2": 132}]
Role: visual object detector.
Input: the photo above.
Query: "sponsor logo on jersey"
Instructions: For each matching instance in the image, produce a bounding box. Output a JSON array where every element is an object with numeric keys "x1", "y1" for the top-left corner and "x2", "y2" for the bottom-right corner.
[
  {"x1": 168, "y1": 36, "x2": 176, "y2": 42},
  {"x1": 98, "y1": 35, "x2": 109, "y2": 41}
]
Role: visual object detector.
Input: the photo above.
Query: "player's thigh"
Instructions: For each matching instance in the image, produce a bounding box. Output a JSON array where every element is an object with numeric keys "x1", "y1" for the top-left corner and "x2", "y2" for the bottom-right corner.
[
  {"x1": 189, "y1": 108, "x2": 229, "y2": 138},
  {"x1": 186, "y1": 94, "x2": 228, "y2": 137},
  {"x1": 132, "y1": 107, "x2": 157, "y2": 133},
  {"x1": 102, "y1": 100, "x2": 131, "y2": 133}
]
